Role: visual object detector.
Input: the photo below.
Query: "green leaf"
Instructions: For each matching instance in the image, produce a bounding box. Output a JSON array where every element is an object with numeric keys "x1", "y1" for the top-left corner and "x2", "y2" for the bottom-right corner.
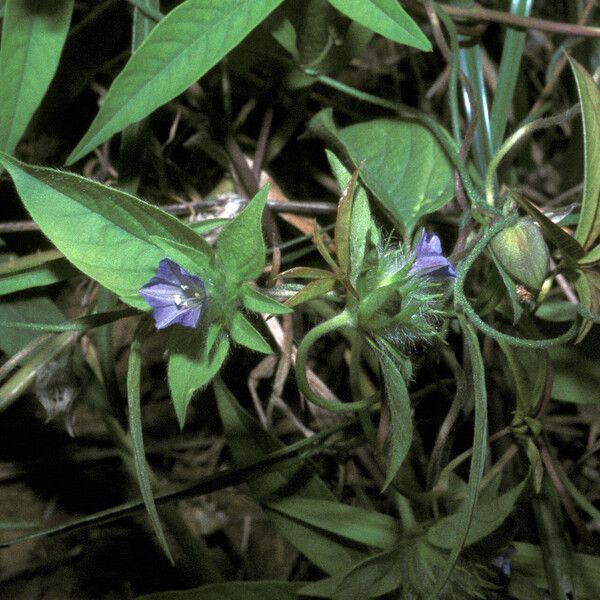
[
  {"x1": 333, "y1": 162, "x2": 361, "y2": 276},
  {"x1": 67, "y1": 0, "x2": 284, "y2": 163},
  {"x1": 0, "y1": 258, "x2": 76, "y2": 296},
  {"x1": 489, "y1": 0, "x2": 532, "y2": 152},
  {"x1": 580, "y1": 243, "x2": 600, "y2": 266},
  {"x1": 377, "y1": 349, "x2": 412, "y2": 491},
  {"x1": 127, "y1": 321, "x2": 173, "y2": 562},
  {"x1": 286, "y1": 277, "x2": 337, "y2": 307},
  {"x1": 512, "y1": 542, "x2": 600, "y2": 600},
  {"x1": 216, "y1": 186, "x2": 268, "y2": 282},
  {"x1": 574, "y1": 271, "x2": 599, "y2": 343},
  {"x1": 570, "y1": 58, "x2": 600, "y2": 250},
  {"x1": 213, "y1": 377, "x2": 367, "y2": 575},
  {"x1": 311, "y1": 112, "x2": 454, "y2": 235},
  {"x1": 431, "y1": 316, "x2": 488, "y2": 597},
  {"x1": 136, "y1": 581, "x2": 306, "y2": 600},
  {"x1": 300, "y1": 546, "x2": 404, "y2": 600},
  {"x1": 0, "y1": 0, "x2": 74, "y2": 156},
  {"x1": 498, "y1": 342, "x2": 548, "y2": 418},
  {"x1": 240, "y1": 284, "x2": 293, "y2": 315},
  {"x1": 230, "y1": 311, "x2": 272, "y2": 354},
  {"x1": 267, "y1": 498, "x2": 400, "y2": 550},
  {"x1": 149, "y1": 235, "x2": 213, "y2": 275},
  {"x1": 168, "y1": 324, "x2": 230, "y2": 428},
  {"x1": 131, "y1": 0, "x2": 160, "y2": 52},
  {"x1": 549, "y1": 345, "x2": 600, "y2": 404},
  {"x1": 326, "y1": 150, "x2": 373, "y2": 285},
  {"x1": 0, "y1": 153, "x2": 209, "y2": 309},
  {"x1": 341, "y1": 118, "x2": 453, "y2": 235},
  {"x1": 427, "y1": 477, "x2": 527, "y2": 549},
  {"x1": 327, "y1": 0, "x2": 430, "y2": 51}
]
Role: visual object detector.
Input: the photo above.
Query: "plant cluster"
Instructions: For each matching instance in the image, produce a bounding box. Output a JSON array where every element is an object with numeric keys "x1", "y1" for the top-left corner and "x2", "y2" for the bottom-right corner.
[{"x1": 0, "y1": 1, "x2": 599, "y2": 599}]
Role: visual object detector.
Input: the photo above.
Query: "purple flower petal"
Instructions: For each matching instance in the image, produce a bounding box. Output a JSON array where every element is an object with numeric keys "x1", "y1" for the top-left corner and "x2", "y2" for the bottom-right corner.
[
  {"x1": 140, "y1": 258, "x2": 207, "y2": 329},
  {"x1": 410, "y1": 229, "x2": 456, "y2": 280}
]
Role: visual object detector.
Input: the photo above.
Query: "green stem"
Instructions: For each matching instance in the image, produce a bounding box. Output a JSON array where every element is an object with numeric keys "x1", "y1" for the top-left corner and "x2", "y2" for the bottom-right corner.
[
  {"x1": 454, "y1": 217, "x2": 579, "y2": 348},
  {"x1": 296, "y1": 311, "x2": 375, "y2": 412},
  {"x1": 485, "y1": 104, "x2": 581, "y2": 206}
]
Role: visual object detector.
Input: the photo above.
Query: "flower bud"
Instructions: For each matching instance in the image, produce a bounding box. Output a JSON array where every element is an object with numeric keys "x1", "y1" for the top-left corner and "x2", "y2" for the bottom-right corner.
[{"x1": 491, "y1": 218, "x2": 549, "y2": 290}]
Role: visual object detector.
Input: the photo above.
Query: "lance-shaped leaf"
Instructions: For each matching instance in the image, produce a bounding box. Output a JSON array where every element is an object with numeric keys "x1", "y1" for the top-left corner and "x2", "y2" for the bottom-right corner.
[
  {"x1": 571, "y1": 58, "x2": 600, "y2": 250},
  {"x1": 168, "y1": 323, "x2": 230, "y2": 428},
  {"x1": 67, "y1": 0, "x2": 284, "y2": 163},
  {"x1": 0, "y1": 0, "x2": 74, "y2": 157},
  {"x1": 377, "y1": 348, "x2": 413, "y2": 491},
  {"x1": 213, "y1": 377, "x2": 367, "y2": 575},
  {"x1": 240, "y1": 284, "x2": 293, "y2": 315},
  {"x1": 327, "y1": 0, "x2": 430, "y2": 51},
  {"x1": 0, "y1": 153, "x2": 210, "y2": 309},
  {"x1": 230, "y1": 311, "x2": 272, "y2": 354}
]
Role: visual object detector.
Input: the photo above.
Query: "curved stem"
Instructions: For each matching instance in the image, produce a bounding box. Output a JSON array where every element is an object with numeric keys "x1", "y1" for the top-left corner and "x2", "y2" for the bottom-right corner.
[
  {"x1": 296, "y1": 311, "x2": 375, "y2": 412},
  {"x1": 485, "y1": 104, "x2": 581, "y2": 206},
  {"x1": 454, "y1": 217, "x2": 579, "y2": 348}
]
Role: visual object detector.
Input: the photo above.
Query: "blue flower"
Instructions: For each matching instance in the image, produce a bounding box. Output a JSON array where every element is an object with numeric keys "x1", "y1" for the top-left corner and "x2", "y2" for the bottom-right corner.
[
  {"x1": 140, "y1": 259, "x2": 207, "y2": 329},
  {"x1": 410, "y1": 229, "x2": 456, "y2": 279}
]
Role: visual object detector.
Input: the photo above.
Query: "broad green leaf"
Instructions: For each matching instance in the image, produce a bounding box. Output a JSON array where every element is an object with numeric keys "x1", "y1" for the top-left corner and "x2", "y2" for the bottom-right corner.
[
  {"x1": 240, "y1": 284, "x2": 292, "y2": 315},
  {"x1": 168, "y1": 324, "x2": 230, "y2": 428},
  {"x1": 230, "y1": 311, "x2": 272, "y2": 354},
  {"x1": 213, "y1": 377, "x2": 367, "y2": 575},
  {"x1": 149, "y1": 235, "x2": 213, "y2": 275},
  {"x1": 266, "y1": 498, "x2": 400, "y2": 550},
  {"x1": 67, "y1": 0, "x2": 284, "y2": 163},
  {"x1": 509, "y1": 543, "x2": 600, "y2": 599},
  {"x1": 427, "y1": 477, "x2": 527, "y2": 549},
  {"x1": 377, "y1": 350, "x2": 412, "y2": 491},
  {"x1": 327, "y1": 0, "x2": 430, "y2": 51},
  {"x1": 216, "y1": 186, "x2": 268, "y2": 282},
  {"x1": 136, "y1": 581, "x2": 305, "y2": 600},
  {"x1": 549, "y1": 345, "x2": 600, "y2": 404},
  {"x1": 570, "y1": 59, "x2": 600, "y2": 249},
  {"x1": 340, "y1": 119, "x2": 453, "y2": 234},
  {"x1": 127, "y1": 321, "x2": 173, "y2": 562},
  {"x1": 0, "y1": 153, "x2": 209, "y2": 309},
  {"x1": 0, "y1": 0, "x2": 74, "y2": 156},
  {"x1": 310, "y1": 111, "x2": 454, "y2": 235}
]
